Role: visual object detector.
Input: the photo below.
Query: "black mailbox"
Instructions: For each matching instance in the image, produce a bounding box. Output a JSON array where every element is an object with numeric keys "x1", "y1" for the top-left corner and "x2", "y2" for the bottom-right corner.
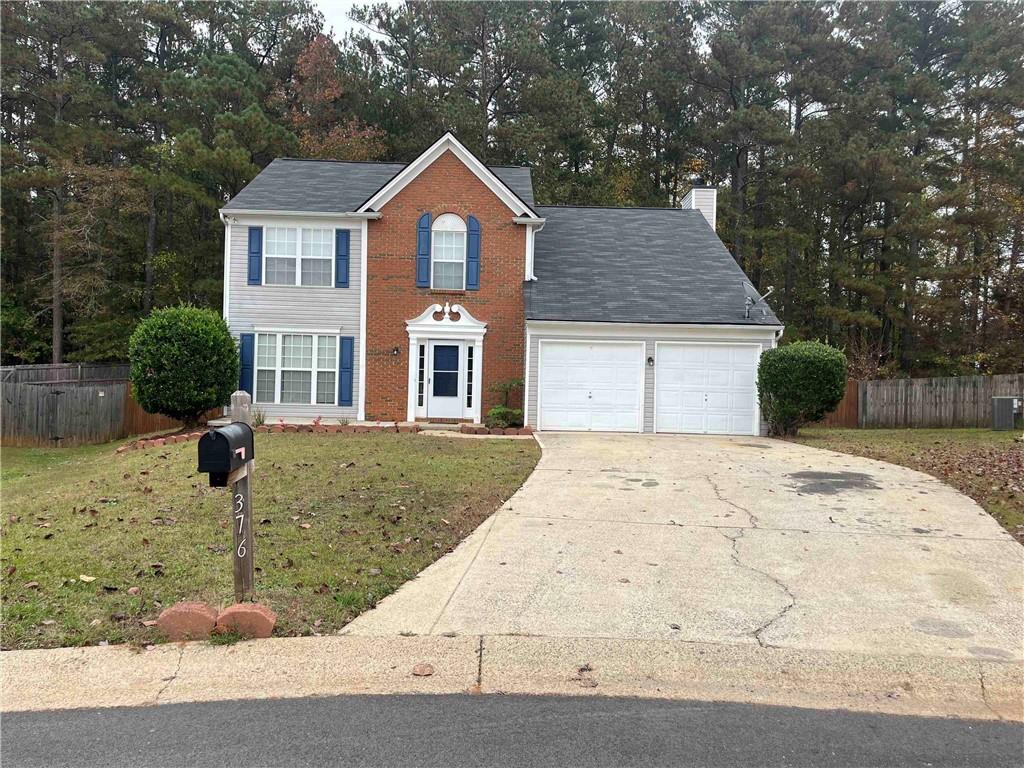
[{"x1": 197, "y1": 422, "x2": 255, "y2": 487}]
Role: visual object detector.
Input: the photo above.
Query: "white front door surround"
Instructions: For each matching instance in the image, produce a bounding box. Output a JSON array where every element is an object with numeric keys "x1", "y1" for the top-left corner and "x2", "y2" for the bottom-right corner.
[{"x1": 406, "y1": 302, "x2": 486, "y2": 422}]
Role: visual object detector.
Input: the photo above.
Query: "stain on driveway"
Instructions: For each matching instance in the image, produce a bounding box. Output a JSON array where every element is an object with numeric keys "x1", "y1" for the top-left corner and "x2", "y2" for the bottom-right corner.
[{"x1": 787, "y1": 470, "x2": 881, "y2": 495}]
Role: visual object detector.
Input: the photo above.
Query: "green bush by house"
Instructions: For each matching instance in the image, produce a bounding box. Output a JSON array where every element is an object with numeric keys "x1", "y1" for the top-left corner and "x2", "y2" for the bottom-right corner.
[
  {"x1": 129, "y1": 306, "x2": 238, "y2": 427},
  {"x1": 757, "y1": 341, "x2": 847, "y2": 436}
]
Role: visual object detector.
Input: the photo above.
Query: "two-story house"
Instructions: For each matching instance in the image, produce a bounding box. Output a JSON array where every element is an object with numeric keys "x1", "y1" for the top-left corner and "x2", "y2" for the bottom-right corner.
[{"x1": 219, "y1": 133, "x2": 781, "y2": 436}]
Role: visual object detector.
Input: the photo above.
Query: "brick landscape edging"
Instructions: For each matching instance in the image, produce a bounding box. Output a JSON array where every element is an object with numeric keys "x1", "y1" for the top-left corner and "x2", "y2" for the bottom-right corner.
[{"x1": 117, "y1": 421, "x2": 533, "y2": 452}]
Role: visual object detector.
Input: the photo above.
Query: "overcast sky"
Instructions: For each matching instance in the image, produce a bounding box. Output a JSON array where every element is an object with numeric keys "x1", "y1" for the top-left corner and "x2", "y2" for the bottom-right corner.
[{"x1": 317, "y1": 1, "x2": 401, "y2": 40}]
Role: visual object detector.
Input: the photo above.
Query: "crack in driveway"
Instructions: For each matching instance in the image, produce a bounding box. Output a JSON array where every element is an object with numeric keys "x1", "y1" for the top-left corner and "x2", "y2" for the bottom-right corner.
[
  {"x1": 706, "y1": 475, "x2": 759, "y2": 528},
  {"x1": 722, "y1": 528, "x2": 796, "y2": 648}
]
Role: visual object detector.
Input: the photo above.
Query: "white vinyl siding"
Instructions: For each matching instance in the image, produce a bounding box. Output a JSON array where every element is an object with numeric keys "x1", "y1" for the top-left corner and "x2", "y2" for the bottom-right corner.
[{"x1": 226, "y1": 216, "x2": 360, "y2": 420}]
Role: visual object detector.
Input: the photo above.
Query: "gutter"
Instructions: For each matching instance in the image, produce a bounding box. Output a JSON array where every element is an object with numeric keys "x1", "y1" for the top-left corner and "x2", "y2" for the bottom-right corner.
[{"x1": 219, "y1": 209, "x2": 383, "y2": 222}]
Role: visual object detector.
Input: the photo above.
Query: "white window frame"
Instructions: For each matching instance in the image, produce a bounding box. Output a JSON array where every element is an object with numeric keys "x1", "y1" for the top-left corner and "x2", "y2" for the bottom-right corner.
[
  {"x1": 263, "y1": 226, "x2": 335, "y2": 288},
  {"x1": 254, "y1": 332, "x2": 339, "y2": 406},
  {"x1": 430, "y1": 214, "x2": 467, "y2": 291}
]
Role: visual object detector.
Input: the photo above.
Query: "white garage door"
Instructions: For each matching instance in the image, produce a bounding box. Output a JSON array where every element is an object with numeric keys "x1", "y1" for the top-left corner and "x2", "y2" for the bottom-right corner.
[
  {"x1": 538, "y1": 341, "x2": 644, "y2": 432},
  {"x1": 655, "y1": 343, "x2": 760, "y2": 435}
]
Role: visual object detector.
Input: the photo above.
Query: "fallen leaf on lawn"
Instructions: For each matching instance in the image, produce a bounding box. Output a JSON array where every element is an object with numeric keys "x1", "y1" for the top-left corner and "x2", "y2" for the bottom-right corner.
[
  {"x1": 313, "y1": 619, "x2": 323, "y2": 628},
  {"x1": 411, "y1": 663, "x2": 434, "y2": 677},
  {"x1": 90, "y1": 619, "x2": 102, "y2": 627},
  {"x1": 127, "y1": 586, "x2": 140, "y2": 595},
  {"x1": 79, "y1": 575, "x2": 97, "y2": 583},
  {"x1": 141, "y1": 620, "x2": 158, "y2": 627},
  {"x1": 25, "y1": 581, "x2": 39, "y2": 589},
  {"x1": 41, "y1": 620, "x2": 56, "y2": 626},
  {"x1": 4, "y1": 566, "x2": 16, "y2": 577},
  {"x1": 299, "y1": 523, "x2": 311, "y2": 529},
  {"x1": 440, "y1": 519, "x2": 450, "y2": 526}
]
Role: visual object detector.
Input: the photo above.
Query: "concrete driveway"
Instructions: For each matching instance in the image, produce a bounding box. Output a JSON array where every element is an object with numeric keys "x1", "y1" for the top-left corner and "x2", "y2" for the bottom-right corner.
[{"x1": 348, "y1": 432, "x2": 1022, "y2": 659}]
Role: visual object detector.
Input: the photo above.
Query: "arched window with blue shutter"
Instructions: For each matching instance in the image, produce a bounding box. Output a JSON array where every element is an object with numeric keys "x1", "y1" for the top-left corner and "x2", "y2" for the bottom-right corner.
[{"x1": 466, "y1": 215, "x2": 480, "y2": 290}]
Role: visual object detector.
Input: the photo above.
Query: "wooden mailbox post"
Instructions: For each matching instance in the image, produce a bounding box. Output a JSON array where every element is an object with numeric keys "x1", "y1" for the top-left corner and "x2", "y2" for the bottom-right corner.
[{"x1": 197, "y1": 420, "x2": 256, "y2": 602}]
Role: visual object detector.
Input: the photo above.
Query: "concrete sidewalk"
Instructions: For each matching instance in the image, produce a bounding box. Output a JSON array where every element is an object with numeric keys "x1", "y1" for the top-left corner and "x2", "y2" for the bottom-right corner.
[{"x1": 3, "y1": 632, "x2": 1022, "y2": 721}]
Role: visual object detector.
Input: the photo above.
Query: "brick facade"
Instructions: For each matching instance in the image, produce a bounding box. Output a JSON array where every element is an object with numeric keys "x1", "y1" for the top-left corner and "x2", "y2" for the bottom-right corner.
[{"x1": 364, "y1": 150, "x2": 527, "y2": 421}]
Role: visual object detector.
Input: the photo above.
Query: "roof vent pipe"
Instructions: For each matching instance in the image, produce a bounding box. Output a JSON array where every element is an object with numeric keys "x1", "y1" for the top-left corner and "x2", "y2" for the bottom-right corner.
[{"x1": 681, "y1": 181, "x2": 717, "y2": 231}]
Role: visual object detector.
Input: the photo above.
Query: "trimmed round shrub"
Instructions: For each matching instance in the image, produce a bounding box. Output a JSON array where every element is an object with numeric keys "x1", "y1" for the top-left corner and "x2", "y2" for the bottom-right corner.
[
  {"x1": 757, "y1": 341, "x2": 847, "y2": 436},
  {"x1": 129, "y1": 306, "x2": 238, "y2": 427}
]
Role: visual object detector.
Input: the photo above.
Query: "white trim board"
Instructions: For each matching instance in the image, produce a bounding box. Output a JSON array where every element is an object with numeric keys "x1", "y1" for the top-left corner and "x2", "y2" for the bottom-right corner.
[
  {"x1": 221, "y1": 209, "x2": 381, "y2": 220},
  {"x1": 357, "y1": 132, "x2": 540, "y2": 220},
  {"x1": 527, "y1": 320, "x2": 782, "y2": 337},
  {"x1": 357, "y1": 218, "x2": 368, "y2": 421}
]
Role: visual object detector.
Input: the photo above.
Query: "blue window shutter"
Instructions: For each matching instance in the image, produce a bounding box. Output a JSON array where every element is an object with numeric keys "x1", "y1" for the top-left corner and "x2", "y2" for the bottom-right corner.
[
  {"x1": 239, "y1": 334, "x2": 255, "y2": 395},
  {"x1": 466, "y1": 215, "x2": 481, "y2": 290},
  {"x1": 247, "y1": 227, "x2": 262, "y2": 285},
  {"x1": 339, "y1": 336, "x2": 354, "y2": 407},
  {"x1": 416, "y1": 212, "x2": 431, "y2": 287},
  {"x1": 335, "y1": 229, "x2": 350, "y2": 288}
]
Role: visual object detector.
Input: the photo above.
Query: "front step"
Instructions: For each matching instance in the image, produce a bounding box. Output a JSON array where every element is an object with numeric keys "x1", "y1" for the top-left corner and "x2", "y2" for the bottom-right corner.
[{"x1": 416, "y1": 422, "x2": 464, "y2": 431}]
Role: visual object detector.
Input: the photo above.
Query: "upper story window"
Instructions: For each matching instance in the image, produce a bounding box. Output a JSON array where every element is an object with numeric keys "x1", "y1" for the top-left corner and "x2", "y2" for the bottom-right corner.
[
  {"x1": 431, "y1": 214, "x2": 466, "y2": 290},
  {"x1": 265, "y1": 227, "x2": 333, "y2": 287}
]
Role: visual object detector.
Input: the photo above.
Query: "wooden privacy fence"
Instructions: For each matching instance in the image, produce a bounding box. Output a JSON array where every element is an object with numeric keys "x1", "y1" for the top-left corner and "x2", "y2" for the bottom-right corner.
[
  {"x1": 857, "y1": 373, "x2": 1024, "y2": 429},
  {"x1": 817, "y1": 379, "x2": 860, "y2": 428},
  {"x1": 818, "y1": 373, "x2": 1024, "y2": 429},
  {"x1": 1, "y1": 363, "x2": 214, "y2": 447}
]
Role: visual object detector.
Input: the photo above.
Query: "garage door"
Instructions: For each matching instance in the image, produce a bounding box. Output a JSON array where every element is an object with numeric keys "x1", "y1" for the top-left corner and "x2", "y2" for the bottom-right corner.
[
  {"x1": 655, "y1": 343, "x2": 759, "y2": 435},
  {"x1": 538, "y1": 341, "x2": 644, "y2": 432}
]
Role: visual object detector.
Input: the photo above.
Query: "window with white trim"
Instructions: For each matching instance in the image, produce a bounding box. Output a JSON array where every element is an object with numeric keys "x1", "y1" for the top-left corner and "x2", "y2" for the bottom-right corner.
[
  {"x1": 431, "y1": 214, "x2": 466, "y2": 290},
  {"x1": 254, "y1": 333, "x2": 338, "y2": 404},
  {"x1": 264, "y1": 227, "x2": 333, "y2": 286}
]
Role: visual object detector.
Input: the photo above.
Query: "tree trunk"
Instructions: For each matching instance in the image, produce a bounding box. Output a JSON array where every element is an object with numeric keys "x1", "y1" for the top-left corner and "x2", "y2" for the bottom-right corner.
[
  {"x1": 144, "y1": 189, "x2": 157, "y2": 313},
  {"x1": 51, "y1": 193, "x2": 64, "y2": 364}
]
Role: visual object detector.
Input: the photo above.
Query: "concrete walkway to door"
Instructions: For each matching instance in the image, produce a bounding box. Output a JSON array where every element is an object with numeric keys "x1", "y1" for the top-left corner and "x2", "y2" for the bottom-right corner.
[{"x1": 345, "y1": 432, "x2": 1023, "y2": 719}]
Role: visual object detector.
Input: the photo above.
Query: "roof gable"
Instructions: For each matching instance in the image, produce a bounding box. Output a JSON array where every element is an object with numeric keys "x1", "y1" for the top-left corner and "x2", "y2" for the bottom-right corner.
[{"x1": 356, "y1": 133, "x2": 539, "y2": 218}]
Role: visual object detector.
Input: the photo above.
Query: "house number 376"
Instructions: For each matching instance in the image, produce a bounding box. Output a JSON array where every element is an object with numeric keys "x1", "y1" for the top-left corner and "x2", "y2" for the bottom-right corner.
[{"x1": 234, "y1": 492, "x2": 247, "y2": 558}]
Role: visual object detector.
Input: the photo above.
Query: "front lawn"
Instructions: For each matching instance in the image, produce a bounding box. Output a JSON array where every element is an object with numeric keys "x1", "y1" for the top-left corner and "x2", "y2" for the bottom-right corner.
[
  {"x1": 788, "y1": 428, "x2": 1023, "y2": 543},
  {"x1": 1, "y1": 433, "x2": 539, "y2": 649}
]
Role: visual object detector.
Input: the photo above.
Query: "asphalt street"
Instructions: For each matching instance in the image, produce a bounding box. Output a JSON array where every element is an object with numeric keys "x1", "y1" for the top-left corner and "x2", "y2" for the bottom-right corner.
[{"x1": 3, "y1": 694, "x2": 1021, "y2": 768}]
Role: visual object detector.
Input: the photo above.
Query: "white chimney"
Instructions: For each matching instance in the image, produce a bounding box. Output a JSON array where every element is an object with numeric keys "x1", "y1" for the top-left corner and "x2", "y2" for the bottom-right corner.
[{"x1": 681, "y1": 182, "x2": 717, "y2": 231}]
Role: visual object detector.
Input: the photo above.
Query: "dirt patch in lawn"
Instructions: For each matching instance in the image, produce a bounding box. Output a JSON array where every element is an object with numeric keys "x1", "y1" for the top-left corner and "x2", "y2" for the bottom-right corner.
[
  {"x1": 0, "y1": 433, "x2": 540, "y2": 649},
  {"x1": 788, "y1": 428, "x2": 1024, "y2": 543}
]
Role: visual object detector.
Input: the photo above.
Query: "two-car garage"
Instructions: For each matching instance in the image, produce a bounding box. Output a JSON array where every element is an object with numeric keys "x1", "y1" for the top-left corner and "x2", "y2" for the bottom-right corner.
[{"x1": 531, "y1": 330, "x2": 774, "y2": 436}]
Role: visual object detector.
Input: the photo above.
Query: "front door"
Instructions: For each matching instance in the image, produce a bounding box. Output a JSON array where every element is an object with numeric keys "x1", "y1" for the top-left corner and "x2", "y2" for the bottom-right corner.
[{"x1": 428, "y1": 341, "x2": 462, "y2": 418}]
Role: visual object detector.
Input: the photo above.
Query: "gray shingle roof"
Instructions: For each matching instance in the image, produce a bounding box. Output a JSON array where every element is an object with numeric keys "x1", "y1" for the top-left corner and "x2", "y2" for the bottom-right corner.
[
  {"x1": 223, "y1": 158, "x2": 535, "y2": 212},
  {"x1": 527, "y1": 206, "x2": 781, "y2": 326}
]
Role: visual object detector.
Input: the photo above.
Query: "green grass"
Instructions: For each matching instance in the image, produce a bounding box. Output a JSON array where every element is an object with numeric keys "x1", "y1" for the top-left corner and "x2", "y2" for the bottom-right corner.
[
  {"x1": 0, "y1": 433, "x2": 539, "y2": 649},
  {"x1": 788, "y1": 428, "x2": 1023, "y2": 542}
]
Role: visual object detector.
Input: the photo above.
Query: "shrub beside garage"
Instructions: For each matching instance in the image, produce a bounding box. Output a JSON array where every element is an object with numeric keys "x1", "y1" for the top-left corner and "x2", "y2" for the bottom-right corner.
[{"x1": 757, "y1": 341, "x2": 847, "y2": 436}]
